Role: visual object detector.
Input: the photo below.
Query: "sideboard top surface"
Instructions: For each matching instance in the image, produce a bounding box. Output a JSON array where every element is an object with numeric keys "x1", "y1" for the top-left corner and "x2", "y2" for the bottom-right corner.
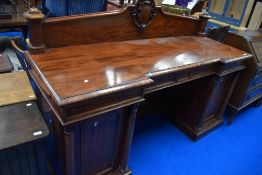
[{"x1": 28, "y1": 36, "x2": 251, "y2": 104}]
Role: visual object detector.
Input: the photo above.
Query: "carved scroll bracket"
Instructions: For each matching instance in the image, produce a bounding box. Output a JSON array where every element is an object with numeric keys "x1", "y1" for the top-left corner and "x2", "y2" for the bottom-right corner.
[{"x1": 131, "y1": 0, "x2": 157, "y2": 32}]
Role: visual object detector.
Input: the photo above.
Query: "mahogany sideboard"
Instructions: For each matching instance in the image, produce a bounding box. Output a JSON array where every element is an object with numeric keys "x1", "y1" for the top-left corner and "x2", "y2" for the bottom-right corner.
[
  {"x1": 12, "y1": 2, "x2": 252, "y2": 175},
  {"x1": 224, "y1": 30, "x2": 262, "y2": 123}
]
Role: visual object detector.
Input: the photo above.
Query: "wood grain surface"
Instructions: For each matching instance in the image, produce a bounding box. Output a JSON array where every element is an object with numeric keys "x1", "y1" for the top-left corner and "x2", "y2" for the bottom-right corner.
[
  {"x1": 40, "y1": 7, "x2": 201, "y2": 49},
  {"x1": 28, "y1": 36, "x2": 251, "y2": 102},
  {"x1": 0, "y1": 71, "x2": 36, "y2": 106}
]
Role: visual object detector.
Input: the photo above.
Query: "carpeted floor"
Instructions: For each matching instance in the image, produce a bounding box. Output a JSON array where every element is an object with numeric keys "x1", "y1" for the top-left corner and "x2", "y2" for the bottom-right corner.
[
  {"x1": 0, "y1": 31, "x2": 22, "y2": 38},
  {"x1": 129, "y1": 105, "x2": 262, "y2": 175}
]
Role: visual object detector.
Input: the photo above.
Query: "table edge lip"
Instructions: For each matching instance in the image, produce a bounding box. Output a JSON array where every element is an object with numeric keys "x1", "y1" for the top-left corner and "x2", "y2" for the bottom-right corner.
[{"x1": 23, "y1": 36, "x2": 253, "y2": 107}]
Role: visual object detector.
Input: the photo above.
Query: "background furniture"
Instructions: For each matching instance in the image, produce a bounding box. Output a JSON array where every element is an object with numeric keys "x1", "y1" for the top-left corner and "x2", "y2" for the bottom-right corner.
[
  {"x1": 0, "y1": 0, "x2": 12, "y2": 19},
  {"x1": 0, "y1": 36, "x2": 23, "y2": 71},
  {"x1": 224, "y1": 29, "x2": 262, "y2": 123},
  {"x1": 0, "y1": 1, "x2": 30, "y2": 38},
  {"x1": 247, "y1": 1, "x2": 262, "y2": 30},
  {"x1": 207, "y1": 0, "x2": 255, "y2": 31},
  {"x1": 42, "y1": 0, "x2": 108, "y2": 17},
  {"x1": 0, "y1": 71, "x2": 49, "y2": 175},
  {"x1": 0, "y1": 54, "x2": 13, "y2": 73},
  {"x1": 0, "y1": 102, "x2": 49, "y2": 175}
]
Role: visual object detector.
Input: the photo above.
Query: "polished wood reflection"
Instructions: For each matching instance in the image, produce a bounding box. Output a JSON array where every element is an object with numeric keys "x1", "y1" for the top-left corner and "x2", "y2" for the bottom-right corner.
[{"x1": 28, "y1": 36, "x2": 248, "y2": 101}]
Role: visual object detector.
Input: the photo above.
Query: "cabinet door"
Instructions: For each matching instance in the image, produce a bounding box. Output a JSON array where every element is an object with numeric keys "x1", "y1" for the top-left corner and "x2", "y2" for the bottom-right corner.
[{"x1": 80, "y1": 110, "x2": 125, "y2": 175}]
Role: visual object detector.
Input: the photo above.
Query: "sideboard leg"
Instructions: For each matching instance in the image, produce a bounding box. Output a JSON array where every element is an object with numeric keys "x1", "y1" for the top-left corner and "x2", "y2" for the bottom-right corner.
[
  {"x1": 118, "y1": 104, "x2": 139, "y2": 175},
  {"x1": 228, "y1": 110, "x2": 238, "y2": 125},
  {"x1": 255, "y1": 98, "x2": 262, "y2": 108},
  {"x1": 64, "y1": 127, "x2": 77, "y2": 175}
]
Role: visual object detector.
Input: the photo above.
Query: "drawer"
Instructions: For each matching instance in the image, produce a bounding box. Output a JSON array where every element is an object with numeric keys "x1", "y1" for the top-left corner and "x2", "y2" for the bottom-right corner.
[
  {"x1": 245, "y1": 87, "x2": 262, "y2": 104},
  {"x1": 249, "y1": 75, "x2": 262, "y2": 90},
  {"x1": 145, "y1": 64, "x2": 214, "y2": 93}
]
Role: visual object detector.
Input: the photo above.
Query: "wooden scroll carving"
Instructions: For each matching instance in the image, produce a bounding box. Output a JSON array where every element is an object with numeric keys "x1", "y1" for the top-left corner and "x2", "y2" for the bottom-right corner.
[{"x1": 131, "y1": 0, "x2": 156, "y2": 32}]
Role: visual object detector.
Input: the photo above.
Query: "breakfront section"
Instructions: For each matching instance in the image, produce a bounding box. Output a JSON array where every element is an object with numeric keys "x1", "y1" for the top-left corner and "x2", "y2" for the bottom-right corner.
[{"x1": 49, "y1": 106, "x2": 138, "y2": 175}]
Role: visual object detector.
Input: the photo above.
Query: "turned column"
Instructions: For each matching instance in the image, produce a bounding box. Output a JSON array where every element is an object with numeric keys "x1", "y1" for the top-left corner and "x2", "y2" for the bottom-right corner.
[
  {"x1": 118, "y1": 104, "x2": 139, "y2": 174},
  {"x1": 63, "y1": 126, "x2": 77, "y2": 175},
  {"x1": 197, "y1": 13, "x2": 211, "y2": 36},
  {"x1": 24, "y1": 7, "x2": 46, "y2": 54},
  {"x1": 50, "y1": 113, "x2": 81, "y2": 175}
]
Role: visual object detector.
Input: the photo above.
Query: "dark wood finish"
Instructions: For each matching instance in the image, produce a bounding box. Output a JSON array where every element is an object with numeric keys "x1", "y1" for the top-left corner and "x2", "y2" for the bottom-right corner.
[
  {"x1": 224, "y1": 30, "x2": 262, "y2": 124},
  {"x1": 207, "y1": 25, "x2": 230, "y2": 42},
  {"x1": 24, "y1": 5, "x2": 210, "y2": 51},
  {"x1": 48, "y1": 107, "x2": 137, "y2": 175},
  {"x1": 0, "y1": 54, "x2": 14, "y2": 73},
  {"x1": 24, "y1": 7, "x2": 46, "y2": 53},
  {"x1": 131, "y1": 0, "x2": 156, "y2": 32},
  {"x1": 0, "y1": 2, "x2": 27, "y2": 27},
  {"x1": 25, "y1": 36, "x2": 249, "y2": 105},
  {"x1": 0, "y1": 101, "x2": 49, "y2": 175},
  {"x1": 15, "y1": 3, "x2": 252, "y2": 175}
]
